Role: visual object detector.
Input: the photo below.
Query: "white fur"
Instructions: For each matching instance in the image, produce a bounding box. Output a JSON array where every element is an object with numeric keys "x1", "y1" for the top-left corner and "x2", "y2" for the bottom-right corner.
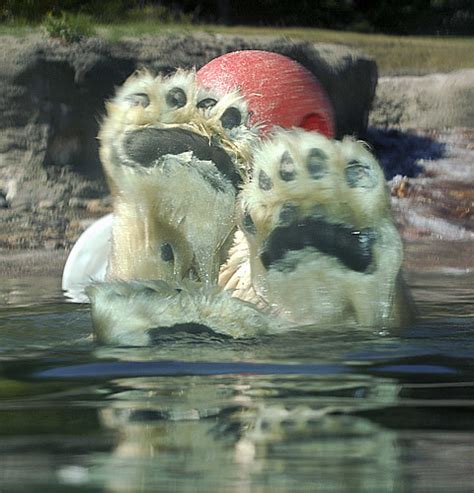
[
  {"x1": 87, "y1": 280, "x2": 277, "y2": 345},
  {"x1": 98, "y1": 70, "x2": 258, "y2": 286},
  {"x1": 237, "y1": 128, "x2": 412, "y2": 329},
  {"x1": 78, "y1": 71, "x2": 413, "y2": 342}
]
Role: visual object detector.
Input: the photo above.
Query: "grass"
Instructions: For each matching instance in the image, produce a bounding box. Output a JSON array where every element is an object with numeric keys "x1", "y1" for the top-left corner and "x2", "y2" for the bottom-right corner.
[
  {"x1": 1, "y1": 20, "x2": 473, "y2": 75},
  {"x1": 0, "y1": 22, "x2": 37, "y2": 36},
  {"x1": 201, "y1": 25, "x2": 474, "y2": 75},
  {"x1": 42, "y1": 12, "x2": 95, "y2": 42}
]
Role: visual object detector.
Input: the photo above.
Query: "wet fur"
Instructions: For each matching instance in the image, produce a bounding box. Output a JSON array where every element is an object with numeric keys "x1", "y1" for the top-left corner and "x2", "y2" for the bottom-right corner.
[
  {"x1": 89, "y1": 70, "x2": 414, "y2": 342},
  {"x1": 99, "y1": 69, "x2": 257, "y2": 285}
]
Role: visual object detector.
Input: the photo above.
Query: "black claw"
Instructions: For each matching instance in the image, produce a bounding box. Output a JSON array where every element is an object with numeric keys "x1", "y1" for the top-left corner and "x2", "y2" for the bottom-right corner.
[
  {"x1": 278, "y1": 203, "x2": 299, "y2": 226},
  {"x1": 125, "y1": 93, "x2": 150, "y2": 108},
  {"x1": 345, "y1": 160, "x2": 377, "y2": 189},
  {"x1": 258, "y1": 170, "x2": 273, "y2": 191},
  {"x1": 166, "y1": 87, "x2": 187, "y2": 108},
  {"x1": 242, "y1": 211, "x2": 257, "y2": 235},
  {"x1": 220, "y1": 107, "x2": 242, "y2": 129},
  {"x1": 307, "y1": 148, "x2": 328, "y2": 179},
  {"x1": 197, "y1": 98, "x2": 217, "y2": 110},
  {"x1": 160, "y1": 243, "x2": 174, "y2": 262},
  {"x1": 279, "y1": 151, "x2": 296, "y2": 181}
]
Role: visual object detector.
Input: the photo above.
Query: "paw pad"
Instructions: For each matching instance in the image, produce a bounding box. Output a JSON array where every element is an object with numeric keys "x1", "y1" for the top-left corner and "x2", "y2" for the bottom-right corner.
[
  {"x1": 345, "y1": 159, "x2": 377, "y2": 189},
  {"x1": 242, "y1": 210, "x2": 257, "y2": 235},
  {"x1": 197, "y1": 97, "x2": 217, "y2": 109},
  {"x1": 160, "y1": 243, "x2": 174, "y2": 262},
  {"x1": 278, "y1": 203, "x2": 299, "y2": 226},
  {"x1": 125, "y1": 92, "x2": 150, "y2": 108},
  {"x1": 258, "y1": 170, "x2": 273, "y2": 191},
  {"x1": 220, "y1": 107, "x2": 242, "y2": 129},
  {"x1": 279, "y1": 151, "x2": 296, "y2": 181},
  {"x1": 241, "y1": 128, "x2": 389, "y2": 277},
  {"x1": 166, "y1": 87, "x2": 187, "y2": 108},
  {"x1": 306, "y1": 148, "x2": 328, "y2": 179}
]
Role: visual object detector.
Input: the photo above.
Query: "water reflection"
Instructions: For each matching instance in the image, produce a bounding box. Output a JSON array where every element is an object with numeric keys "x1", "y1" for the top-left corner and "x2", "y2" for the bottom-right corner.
[
  {"x1": 0, "y1": 266, "x2": 473, "y2": 491},
  {"x1": 0, "y1": 277, "x2": 63, "y2": 307},
  {"x1": 93, "y1": 376, "x2": 402, "y2": 493},
  {"x1": 1, "y1": 334, "x2": 474, "y2": 492}
]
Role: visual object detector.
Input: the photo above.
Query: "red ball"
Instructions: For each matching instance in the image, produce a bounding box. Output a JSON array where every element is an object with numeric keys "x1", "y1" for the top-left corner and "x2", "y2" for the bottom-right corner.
[{"x1": 197, "y1": 50, "x2": 335, "y2": 137}]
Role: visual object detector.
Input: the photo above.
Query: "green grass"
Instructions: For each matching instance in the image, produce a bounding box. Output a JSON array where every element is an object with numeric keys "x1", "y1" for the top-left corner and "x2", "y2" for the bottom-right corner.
[
  {"x1": 1, "y1": 21, "x2": 473, "y2": 75},
  {"x1": 42, "y1": 12, "x2": 95, "y2": 42},
  {"x1": 209, "y1": 27, "x2": 474, "y2": 74},
  {"x1": 192, "y1": 25, "x2": 474, "y2": 75},
  {"x1": 0, "y1": 22, "x2": 37, "y2": 35}
]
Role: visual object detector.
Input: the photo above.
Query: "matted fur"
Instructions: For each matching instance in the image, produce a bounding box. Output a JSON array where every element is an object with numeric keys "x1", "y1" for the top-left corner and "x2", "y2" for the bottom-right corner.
[
  {"x1": 231, "y1": 128, "x2": 413, "y2": 328},
  {"x1": 99, "y1": 69, "x2": 258, "y2": 285},
  {"x1": 88, "y1": 70, "x2": 414, "y2": 342}
]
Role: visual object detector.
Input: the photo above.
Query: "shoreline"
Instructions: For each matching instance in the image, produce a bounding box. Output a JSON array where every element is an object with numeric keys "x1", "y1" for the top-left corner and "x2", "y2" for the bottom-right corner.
[{"x1": 0, "y1": 249, "x2": 68, "y2": 278}]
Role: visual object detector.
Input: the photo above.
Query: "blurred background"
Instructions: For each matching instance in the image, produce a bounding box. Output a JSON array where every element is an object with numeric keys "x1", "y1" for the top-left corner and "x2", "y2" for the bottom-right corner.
[
  {"x1": 2, "y1": 0, "x2": 473, "y2": 35},
  {"x1": 0, "y1": 0, "x2": 472, "y2": 259}
]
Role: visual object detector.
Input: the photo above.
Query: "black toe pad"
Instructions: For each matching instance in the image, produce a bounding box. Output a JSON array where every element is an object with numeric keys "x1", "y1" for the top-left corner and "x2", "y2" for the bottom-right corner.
[
  {"x1": 260, "y1": 217, "x2": 376, "y2": 273},
  {"x1": 122, "y1": 127, "x2": 241, "y2": 188}
]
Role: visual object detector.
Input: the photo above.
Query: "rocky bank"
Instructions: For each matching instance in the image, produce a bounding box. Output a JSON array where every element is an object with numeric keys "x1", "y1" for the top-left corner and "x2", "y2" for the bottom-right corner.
[
  {"x1": 0, "y1": 33, "x2": 377, "y2": 252},
  {"x1": 0, "y1": 33, "x2": 472, "y2": 276}
]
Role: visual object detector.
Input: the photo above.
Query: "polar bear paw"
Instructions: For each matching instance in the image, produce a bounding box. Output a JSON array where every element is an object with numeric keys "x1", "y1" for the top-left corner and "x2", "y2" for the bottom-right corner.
[
  {"x1": 238, "y1": 128, "x2": 410, "y2": 328},
  {"x1": 85, "y1": 71, "x2": 413, "y2": 343},
  {"x1": 99, "y1": 69, "x2": 257, "y2": 285}
]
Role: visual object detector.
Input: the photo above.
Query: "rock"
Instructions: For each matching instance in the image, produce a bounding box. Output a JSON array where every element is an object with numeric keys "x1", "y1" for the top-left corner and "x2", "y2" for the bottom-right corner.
[
  {"x1": 0, "y1": 33, "x2": 376, "y2": 213},
  {"x1": 270, "y1": 41, "x2": 377, "y2": 138},
  {"x1": 370, "y1": 69, "x2": 474, "y2": 129},
  {"x1": 68, "y1": 197, "x2": 88, "y2": 209},
  {"x1": 85, "y1": 198, "x2": 112, "y2": 214},
  {"x1": 37, "y1": 199, "x2": 56, "y2": 210},
  {"x1": 0, "y1": 191, "x2": 8, "y2": 209},
  {"x1": 0, "y1": 33, "x2": 378, "y2": 251}
]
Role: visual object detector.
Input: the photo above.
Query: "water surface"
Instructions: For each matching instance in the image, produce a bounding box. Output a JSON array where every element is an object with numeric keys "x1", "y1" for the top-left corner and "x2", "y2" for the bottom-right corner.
[{"x1": 0, "y1": 248, "x2": 473, "y2": 492}]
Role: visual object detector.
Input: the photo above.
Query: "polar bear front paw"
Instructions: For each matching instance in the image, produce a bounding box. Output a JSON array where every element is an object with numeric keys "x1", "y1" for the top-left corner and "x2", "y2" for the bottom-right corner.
[
  {"x1": 99, "y1": 69, "x2": 257, "y2": 285},
  {"x1": 239, "y1": 128, "x2": 410, "y2": 328}
]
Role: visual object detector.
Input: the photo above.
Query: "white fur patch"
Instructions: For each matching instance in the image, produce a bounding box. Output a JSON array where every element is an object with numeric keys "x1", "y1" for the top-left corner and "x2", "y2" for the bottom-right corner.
[
  {"x1": 235, "y1": 128, "x2": 410, "y2": 329},
  {"x1": 88, "y1": 70, "x2": 412, "y2": 343},
  {"x1": 87, "y1": 280, "x2": 279, "y2": 345},
  {"x1": 99, "y1": 69, "x2": 258, "y2": 286}
]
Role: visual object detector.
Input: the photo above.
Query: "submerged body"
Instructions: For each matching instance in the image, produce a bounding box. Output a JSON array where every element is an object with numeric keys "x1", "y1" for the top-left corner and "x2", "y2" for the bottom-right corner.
[{"x1": 81, "y1": 69, "x2": 414, "y2": 344}]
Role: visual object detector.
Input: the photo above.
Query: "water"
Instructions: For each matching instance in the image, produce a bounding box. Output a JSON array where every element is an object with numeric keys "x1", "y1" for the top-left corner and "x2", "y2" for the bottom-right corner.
[{"x1": 0, "y1": 248, "x2": 473, "y2": 492}]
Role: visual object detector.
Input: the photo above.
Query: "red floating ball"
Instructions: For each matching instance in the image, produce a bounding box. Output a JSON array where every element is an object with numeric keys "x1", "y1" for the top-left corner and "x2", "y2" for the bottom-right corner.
[{"x1": 197, "y1": 50, "x2": 335, "y2": 137}]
